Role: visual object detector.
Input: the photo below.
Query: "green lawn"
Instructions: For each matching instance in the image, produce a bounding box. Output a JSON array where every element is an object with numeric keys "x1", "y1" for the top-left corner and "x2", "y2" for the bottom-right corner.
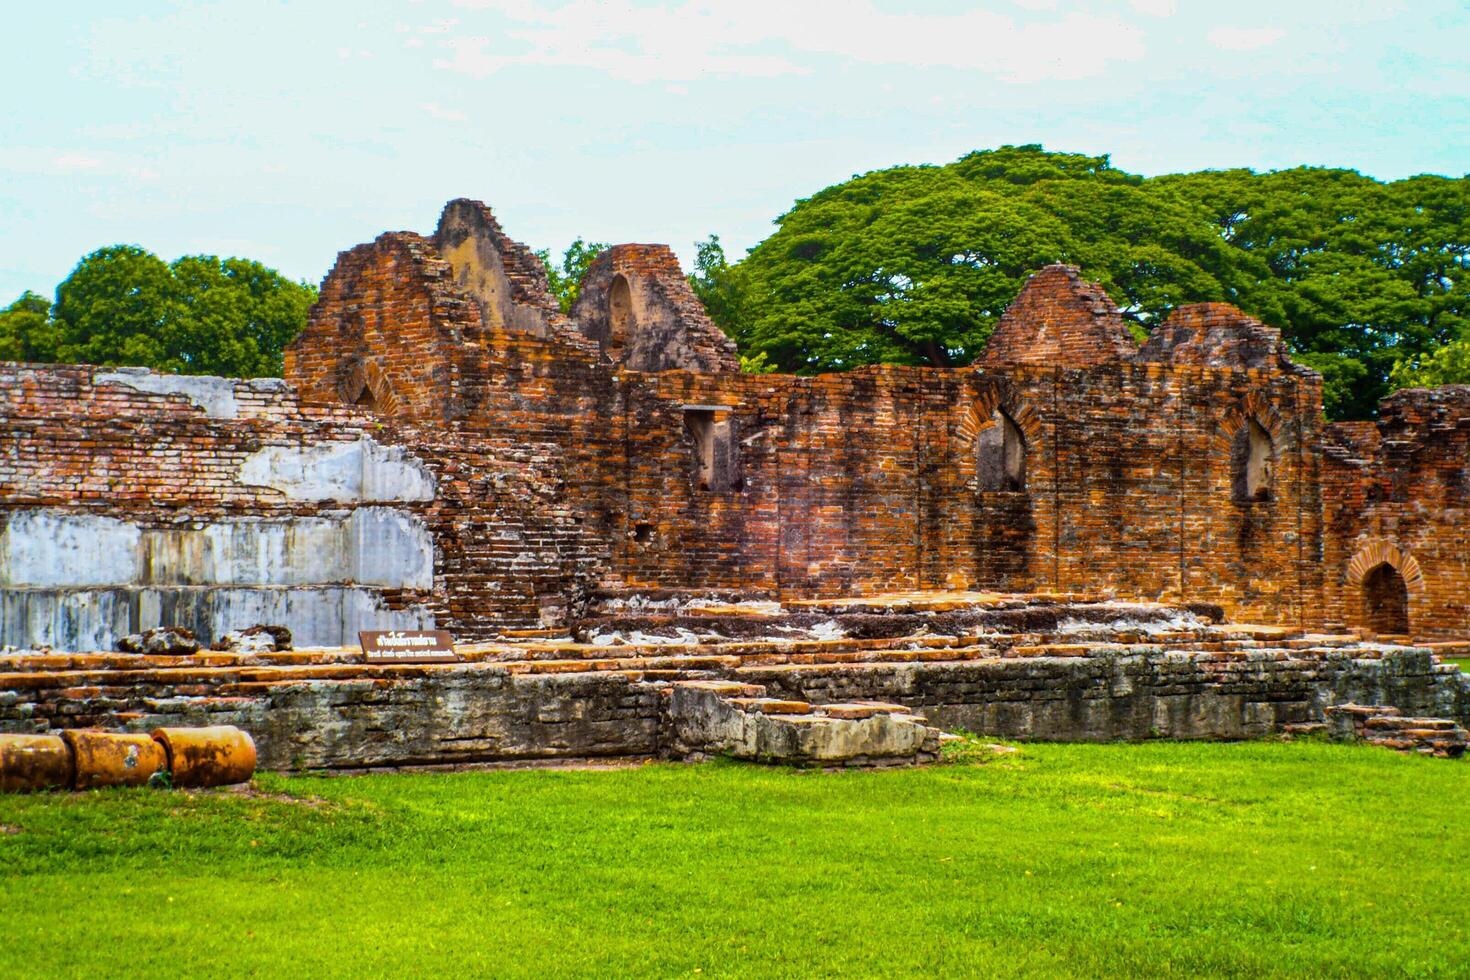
[
  {"x1": 1446, "y1": 656, "x2": 1470, "y2": 673},
  {"x1": 3, "y1": 740, "x2": 1467, "y2": 978}
]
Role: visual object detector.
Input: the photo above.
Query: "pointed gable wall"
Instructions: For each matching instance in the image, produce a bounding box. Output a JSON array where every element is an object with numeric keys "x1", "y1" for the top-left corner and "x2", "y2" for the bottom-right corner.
[{"x1": 979, "y1": 264, "x2": 1136, "y2": 368}]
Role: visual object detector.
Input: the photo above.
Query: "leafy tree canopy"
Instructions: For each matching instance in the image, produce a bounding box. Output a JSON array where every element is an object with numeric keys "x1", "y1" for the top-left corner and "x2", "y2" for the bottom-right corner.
[
  {"x1": 718, "y1": 145, "x2": 1470, "y2": 420},
  {"x1": 537, "y1": 238, "x2": 608, "y2": 312},
  {"x1": 0, "y1": 291, "x2": 58, "y2": 363},
  {"x1": 1389, "y1": 335, "x2": 1470, "y2": 389},
  {"x1": 6, "y1": 246, "x2": 316, "y2": 377}
]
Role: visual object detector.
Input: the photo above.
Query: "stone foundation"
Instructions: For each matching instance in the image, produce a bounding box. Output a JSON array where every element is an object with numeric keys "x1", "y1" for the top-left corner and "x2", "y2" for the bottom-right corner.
[{"x1": 3, "y1": 593, "x2": 1465, "y2": 770}]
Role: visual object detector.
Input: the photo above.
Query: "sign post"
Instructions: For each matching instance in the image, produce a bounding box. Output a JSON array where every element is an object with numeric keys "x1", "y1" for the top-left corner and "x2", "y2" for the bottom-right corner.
[{"x1": 358, "y1": 630, "x2": 459, "y2": 664}]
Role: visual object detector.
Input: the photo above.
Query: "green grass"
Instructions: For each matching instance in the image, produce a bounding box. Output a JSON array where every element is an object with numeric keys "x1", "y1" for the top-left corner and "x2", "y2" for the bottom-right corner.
[
  {"x1": 3, "y1": 740, "x2": 1468, "y2": 978},
  {"x1": 1445, "y1": 656, "x2": 1470, "y2": 673}
]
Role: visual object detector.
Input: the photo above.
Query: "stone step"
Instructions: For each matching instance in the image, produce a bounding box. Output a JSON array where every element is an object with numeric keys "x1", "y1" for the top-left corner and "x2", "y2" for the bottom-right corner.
[
  {"x1": 1326, "y1": 703, "x2": 1402, "y2": 719},
  {"x1": 728, "y1": 697, "x2": 812, "y2": 715},
  {"x1": 1364, "y1": 716, "x2": 1457, "y2": 731},
  {"x1": 814, "y1": 701, "x2": 911, "y2": 720},
  {"x1": 673, "y1": 679, "x2": 766, "y2": 698}
]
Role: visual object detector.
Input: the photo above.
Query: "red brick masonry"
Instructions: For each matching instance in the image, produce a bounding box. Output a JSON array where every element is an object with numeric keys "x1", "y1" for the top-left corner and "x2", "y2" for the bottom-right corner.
[{"x1": 2, "y1": 200, "x2": 1466, "y2": 642}]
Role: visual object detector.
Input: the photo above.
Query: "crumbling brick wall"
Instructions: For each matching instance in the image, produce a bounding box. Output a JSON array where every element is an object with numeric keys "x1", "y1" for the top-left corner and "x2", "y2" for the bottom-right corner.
[
  {"x1": 0, "y1": 360, "x2": 599, "y2": 648},
  {"x1": 571, "y1": 244, "x2": 740, "y2": 373},
  {"x1": 284, "y1": 232, "x2": 489, "y2": 421},
  {"x1": 1323, "y1": 388, "x2": 1470, "y2": 639},
  {"x1": 979, "y1": 264, "x2": 1138, "y2": 368},
  {"x1": 1138, "y1": 302, "x2": 1309, "y2": 375},
  {"x1": 432, "y1": 198, "x2": 594, "y2": 353},
  {"x1": 10, "y1": 200, "x2": 1469, "y2": 648},
  {"x1": 0, "y1": 363, "x2": 442, "y2": 648}
]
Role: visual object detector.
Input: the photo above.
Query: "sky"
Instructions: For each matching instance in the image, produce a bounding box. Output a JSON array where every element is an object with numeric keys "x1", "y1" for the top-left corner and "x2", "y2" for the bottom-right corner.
[{"x1": 2, "y1": 0, "x2": 1467, "y2": 300}]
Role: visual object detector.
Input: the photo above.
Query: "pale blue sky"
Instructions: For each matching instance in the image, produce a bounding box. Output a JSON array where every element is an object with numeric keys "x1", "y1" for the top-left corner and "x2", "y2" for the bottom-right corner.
[{"x1": 2, "y1": 0, "x2": 1466, "y2": 300}]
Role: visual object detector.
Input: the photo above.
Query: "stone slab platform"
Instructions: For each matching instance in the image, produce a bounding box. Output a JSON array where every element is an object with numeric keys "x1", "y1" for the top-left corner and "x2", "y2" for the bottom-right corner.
[{"x1": 2, "y1": 592, "x2": 1467, "y2": 770}]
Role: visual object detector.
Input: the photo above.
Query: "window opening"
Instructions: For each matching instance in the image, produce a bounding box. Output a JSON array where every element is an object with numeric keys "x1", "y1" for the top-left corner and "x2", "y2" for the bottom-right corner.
[
  {"x1": 1232, "y1": 417, "x2": 1274, "y2": 502},
  {"x1": 977, "y1": 409, "x2": 1026, "y2": 492},
  {"x1": 1361, "y1": 562, "x2": 1409, "y2": 635},
  {"x1": 683, "y1": 407, "x2": 742, "y2": 492},
  {"x1": 607, "y1": 274, "x2": 634, "y2": 358}
]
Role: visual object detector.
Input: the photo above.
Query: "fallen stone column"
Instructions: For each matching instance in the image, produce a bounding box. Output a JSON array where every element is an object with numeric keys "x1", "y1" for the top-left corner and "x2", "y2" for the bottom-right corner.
[
  {"x1": 152, "y1": 726, "x2": 257, "y2": 788},
  {"x1": 0, "y1": 726, "x2": 257, "y2": 791},
  {"x1": 0, "y1": 734, "x2": 75, "y2": 792}
]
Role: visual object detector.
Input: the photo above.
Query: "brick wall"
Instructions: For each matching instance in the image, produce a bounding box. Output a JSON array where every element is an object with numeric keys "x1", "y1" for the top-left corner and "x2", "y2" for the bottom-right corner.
[
  {"x1": 5, "y1": 200, "x2": 1468, "y2": 645},
  {"x1": 1323, "y1": 388, "x2": 1470, "y2": 640},
  {"x1": 979, "y1": 264, "x2": 1137, "y2": 368},
  {"x1": 571, "y1": 244, "x2": 741, "y2": 373}
]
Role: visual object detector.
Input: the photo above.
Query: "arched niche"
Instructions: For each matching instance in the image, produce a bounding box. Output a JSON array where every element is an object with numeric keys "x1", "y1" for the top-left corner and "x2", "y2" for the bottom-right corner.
[
  {"x1": 977, "y1": 409, "x2": 1026, "y2": 493},
  {"x1": 1346, "y1": 540, "x2": 1424, "y2": 639},
  {"x1": 607, "y1": 274, "x2": 634, "y2": 359},
  {"x1": 1232, "y1": 416, "x2": 1275, "y2": 503},
  {"x1": 1361, "y1": 562, "x2": 1410, "y2": 636}
]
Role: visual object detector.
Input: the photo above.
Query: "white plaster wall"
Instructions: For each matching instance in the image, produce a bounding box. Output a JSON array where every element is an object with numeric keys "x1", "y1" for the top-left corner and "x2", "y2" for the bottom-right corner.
[
  {"x1": 0, "y1": 588, "x2": 134, "y2": 651},
  {"x1": 0, "y1": 512, "x2": 141, "y2": 588},
  {"x1": 1, "y1": 587, "x2": 433, "y2": 651},
  {"x1": 350, "y1": 507, "x2": 434, "y2": 589},
  {"x1": 2, "y1": 510, "x2": 433, "y2": 590},
  {"x1": 0, "y1": 506, "x2": 438, "y2": 650},
  {"x1": 142, "y1": 518, "x2": 349, "y2": 587},
  {"x1": 96, "y1": 367, "x2": 241, "y2": 419},
  {"x1": 239, "y1": 438, "x2": 436, "y2": 503}
]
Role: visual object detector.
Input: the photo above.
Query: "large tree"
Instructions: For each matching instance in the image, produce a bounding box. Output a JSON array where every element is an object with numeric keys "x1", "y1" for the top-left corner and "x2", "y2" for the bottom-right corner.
[
  {"x1": 25, "y1": 246, "x2": 317, "y2": 377},
  {"x1": 0, "y1": 291, "x2": 58, "y2": 362},
  {"x1": 722, "y1": 146, "x2": 1470, "y2": 420},
  {"x1": 1160, "y1": 167, "x2": 1469, "y2": 419}
]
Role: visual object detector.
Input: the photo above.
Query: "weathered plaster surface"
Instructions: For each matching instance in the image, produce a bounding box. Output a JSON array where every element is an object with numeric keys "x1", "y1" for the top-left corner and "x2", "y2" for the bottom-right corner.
[
  {"x1": 0, "y1": 508, "x2": 434, "y2": 649},
  {"x1": 0, "y1": 511, "x2": 142, "y2": 588},
  {"x1": 96, "y1": 366, "x2": 245, "y2": 419},
  {"x1": 238, "y1": 438, "x2": 436, "y2": 502},
  {"x1": 1, "y1": 585, "x2": 431, "y2": 651}
]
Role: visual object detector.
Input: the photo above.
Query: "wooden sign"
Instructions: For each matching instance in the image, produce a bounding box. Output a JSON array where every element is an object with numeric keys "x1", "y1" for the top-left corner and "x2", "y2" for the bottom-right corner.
[{"x1": 359, "y1": 630, "x2": 458, "y2": 664}]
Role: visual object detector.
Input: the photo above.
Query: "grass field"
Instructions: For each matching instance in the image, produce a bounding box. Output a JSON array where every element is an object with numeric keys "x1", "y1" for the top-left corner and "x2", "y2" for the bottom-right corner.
[
  {"x1": 3, "y1": 739, "x2": 1468, "y2": 978},
  {"x1": 1446, "y1": 656, "x2": 1470, "y2": 673}
]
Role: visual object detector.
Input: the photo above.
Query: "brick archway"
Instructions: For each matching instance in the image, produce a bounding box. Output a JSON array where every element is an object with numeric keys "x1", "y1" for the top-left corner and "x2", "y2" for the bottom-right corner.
[
  {"x1": 1346, "y1": 539, "x2": 1424, "y2": 637},
  {"x1": 957, "y1": 397, "x2": 1039, "y2": 493},
  {"x1": 1346, "y1": 540, "x2": 1424, "y2": 592},
  {"x1": 1215, "y1": 390, "x2": 1284, "y2": 450},
  {"x1": 337, "y1": 358, "x2": 403, "y2": 416},
  {"x1": 957, "y1": 396, "x2": 1039, "y2": 446}
]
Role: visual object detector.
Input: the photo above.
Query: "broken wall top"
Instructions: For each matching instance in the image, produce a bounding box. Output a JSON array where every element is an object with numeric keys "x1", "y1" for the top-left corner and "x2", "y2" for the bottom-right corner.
[
  {"x1": 571, "y1": 244, "x2": 740, "y2": 374},
  {"x1": 1136, "y1": 302, "x2": 1316, "y2": 379},
  {"x1": 979, "y1": 264, "x2": 1137, "y2": 369},
  {"x1": 432, "y1": 198, "x2": 582, "y2": 343},
  {"x1": 284, "y1": 231, "x2": 488, "y2": 419}
]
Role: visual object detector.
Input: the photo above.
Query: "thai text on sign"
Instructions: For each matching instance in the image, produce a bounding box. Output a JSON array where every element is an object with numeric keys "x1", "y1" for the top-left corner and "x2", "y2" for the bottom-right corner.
[{"x1": 359, "y1": 630, "x2": 458, "y2": 663}]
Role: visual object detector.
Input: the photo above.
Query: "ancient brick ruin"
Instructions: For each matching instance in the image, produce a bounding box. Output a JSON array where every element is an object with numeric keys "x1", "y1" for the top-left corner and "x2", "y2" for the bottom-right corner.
[{"x1": 2, "y1": 199, "x2": 1468, "y2": 768}]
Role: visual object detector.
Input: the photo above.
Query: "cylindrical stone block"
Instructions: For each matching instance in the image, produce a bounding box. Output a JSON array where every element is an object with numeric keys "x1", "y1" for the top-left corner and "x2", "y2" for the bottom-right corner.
[
  {"x1": 63, "y1": 731, "x2": 167, "y2": 790},
  {"x1": 0, "y1": 734, "x2": 75, "y2": 792},
  {"x1": 151, "y1": 726, "x2": 256, "y2": 788}
]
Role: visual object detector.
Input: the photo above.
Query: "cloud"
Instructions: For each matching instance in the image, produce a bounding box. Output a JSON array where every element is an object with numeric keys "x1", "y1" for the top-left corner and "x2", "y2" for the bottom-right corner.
[
  {"x1": 0, "y1": 149, "x2": 151, "y2": 178},
  {"x1": 1130, "y1": 0, "x2": 1176, "y2": 15},
  {"x1": 1207, "y1": 27, "x2": 1286, "y2": 51},
  {"x1": 52, "y1": 153, "x2": 104, "y2": 173},
  {"x1": 435, "y1": 1, "x2": 1147, "y2": 84},
  {"x1": 421, "y1": 102, "x2": 469, "y2": 122}
]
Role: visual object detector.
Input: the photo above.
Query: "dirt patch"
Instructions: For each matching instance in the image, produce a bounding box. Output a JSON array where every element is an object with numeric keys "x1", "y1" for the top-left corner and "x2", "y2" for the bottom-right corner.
[
  {"x1": 304, "y1": 755, "x2": 660, "y2": 777},
  {"x1": 0, "y1": 823, "x2": 21, "y2": 835},
  {"x1": 213, "y1": 782, "x2": 331, "y2": 807}
]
